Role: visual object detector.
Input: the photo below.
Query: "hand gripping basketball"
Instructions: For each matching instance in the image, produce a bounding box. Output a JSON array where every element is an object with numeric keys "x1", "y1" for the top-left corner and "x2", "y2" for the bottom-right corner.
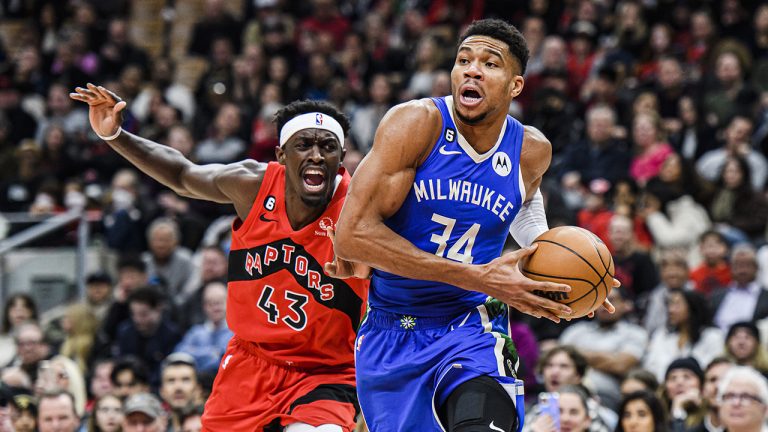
[
  {"x1": 479, "y1": 244, "x2": 573, "y2": 323},
  {"x1": 522, "y1": 226, "x2": 618, "y2": 318}
]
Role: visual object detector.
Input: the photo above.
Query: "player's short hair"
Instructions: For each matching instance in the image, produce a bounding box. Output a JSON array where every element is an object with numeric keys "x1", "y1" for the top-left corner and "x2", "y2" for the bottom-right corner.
[
  {"x1": 273, "y1": 100, "x2": 351, "y2": 141},
  {"x1": 458, "y1": 19, "x2": 530, "y2": 75}
]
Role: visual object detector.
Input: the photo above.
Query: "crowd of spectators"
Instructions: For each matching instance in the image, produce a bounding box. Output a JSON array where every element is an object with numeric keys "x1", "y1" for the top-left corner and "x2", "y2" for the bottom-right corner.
[{"x1": 2, "y1": 0, "x2": 768, "y2": 431}]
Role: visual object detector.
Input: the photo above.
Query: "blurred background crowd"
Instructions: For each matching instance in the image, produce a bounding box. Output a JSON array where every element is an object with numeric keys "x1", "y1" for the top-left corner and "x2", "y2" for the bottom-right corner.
[{"x1": 2, "y1": 0, "x2": 768, "y2": 431}]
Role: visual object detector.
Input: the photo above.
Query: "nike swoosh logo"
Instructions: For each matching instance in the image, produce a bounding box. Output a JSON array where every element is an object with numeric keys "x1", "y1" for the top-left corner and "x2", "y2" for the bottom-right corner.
[
  {"x1": 259, "y1": 214, "x2": 277, "y2": 222},
  {"x1": 439, "y1": 145, "x2": 462, "y2": 155},
  {"x1": 489, "y1": 421, "x2": 505, "y2": 432}
]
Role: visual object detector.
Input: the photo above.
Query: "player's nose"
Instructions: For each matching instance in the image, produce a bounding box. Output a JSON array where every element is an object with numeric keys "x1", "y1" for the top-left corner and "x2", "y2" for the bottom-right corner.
[{"x1": 463, "y1": 60, "x2": 482, "y2": 79}]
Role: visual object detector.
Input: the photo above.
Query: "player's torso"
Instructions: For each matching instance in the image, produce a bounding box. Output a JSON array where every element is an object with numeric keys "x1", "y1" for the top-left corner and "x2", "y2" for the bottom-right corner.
[
  {"x1": 227, "y1": 162, "x2": 368, "y2": 369},
  {"x1": 371, "y1": 96, "x2": 526, "y2": 317}
]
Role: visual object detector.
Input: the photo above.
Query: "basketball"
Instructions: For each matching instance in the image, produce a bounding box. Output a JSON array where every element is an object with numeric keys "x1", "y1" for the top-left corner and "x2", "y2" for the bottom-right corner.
[{"x1": 521, "y1": 226, "x2": 615, "y2": 318}]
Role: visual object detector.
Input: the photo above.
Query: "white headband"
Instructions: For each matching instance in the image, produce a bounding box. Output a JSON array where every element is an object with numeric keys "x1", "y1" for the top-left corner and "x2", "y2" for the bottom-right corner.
[{"x1": 279, "y1": 112, "x2": 345, "y2": 148}]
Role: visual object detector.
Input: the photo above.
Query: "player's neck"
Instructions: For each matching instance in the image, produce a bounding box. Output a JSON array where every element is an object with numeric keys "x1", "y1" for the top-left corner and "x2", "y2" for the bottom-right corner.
[
  {"x1": 284, "y1": 192, "x2": 327, "y2": 231},
  {"x1": 454, "y1": 111, "x2": 508, "y2": 154}
]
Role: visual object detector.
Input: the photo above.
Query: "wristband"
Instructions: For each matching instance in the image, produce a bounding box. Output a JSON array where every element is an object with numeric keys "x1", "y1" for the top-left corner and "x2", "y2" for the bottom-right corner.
[{"x1": 97, "y1": 127, "x2": 123, "y2": 141}]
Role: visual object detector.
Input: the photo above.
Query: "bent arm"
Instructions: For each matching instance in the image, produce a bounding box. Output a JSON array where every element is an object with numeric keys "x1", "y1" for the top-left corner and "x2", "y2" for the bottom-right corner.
[{"x1": 335, "y1": 101, "x2": 483, "y2": 289}]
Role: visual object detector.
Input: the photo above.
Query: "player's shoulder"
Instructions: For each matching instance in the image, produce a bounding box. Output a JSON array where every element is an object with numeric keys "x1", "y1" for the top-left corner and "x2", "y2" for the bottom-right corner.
[
  {"x1": 374, "y1": 98, "x2": 442, "y2": 164},
  {"x1": 522, "y1": 125, "x2": 552, "y2": 153},
  {"x1": 383, "y1": 98, "x2": 441, "y2": 126}
]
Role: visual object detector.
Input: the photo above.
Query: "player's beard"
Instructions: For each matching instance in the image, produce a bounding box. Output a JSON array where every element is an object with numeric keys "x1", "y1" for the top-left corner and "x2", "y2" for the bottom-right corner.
[
  {"x1": 455, "y1": 108, "x2": 488, "y2": 125},
  {"x1": 301, "y1": 188, "x2": 332, "y2": 208}
]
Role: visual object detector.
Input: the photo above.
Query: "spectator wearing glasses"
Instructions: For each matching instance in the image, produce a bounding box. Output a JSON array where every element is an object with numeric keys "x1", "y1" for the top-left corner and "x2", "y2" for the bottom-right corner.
[{"x1": 717, "y1": 366, "x2": 768, "y2": 432}]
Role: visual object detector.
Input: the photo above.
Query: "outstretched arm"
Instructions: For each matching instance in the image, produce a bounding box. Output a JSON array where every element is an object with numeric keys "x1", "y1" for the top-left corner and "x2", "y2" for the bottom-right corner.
[
  {"x1": 335, "y1": 101, "x2": 572, "y2": 322},
  {"x1": 70, "y1": 84, "x2": 261, "y2": 219}
]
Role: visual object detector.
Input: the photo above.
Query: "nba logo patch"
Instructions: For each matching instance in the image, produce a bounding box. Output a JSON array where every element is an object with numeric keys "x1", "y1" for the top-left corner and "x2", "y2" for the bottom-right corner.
[
  {"x1": 316, "y1": 113, "x2": 323, "y2": 125},
  {"x1": 492, "y1": 152, "x2": 512, "y2": 177}
]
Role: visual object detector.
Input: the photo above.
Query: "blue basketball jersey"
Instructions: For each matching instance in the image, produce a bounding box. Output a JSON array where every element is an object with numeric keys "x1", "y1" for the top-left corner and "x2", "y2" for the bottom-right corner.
[{"x1": 370, "y1": 96, "x2": 526, "y2": 317}]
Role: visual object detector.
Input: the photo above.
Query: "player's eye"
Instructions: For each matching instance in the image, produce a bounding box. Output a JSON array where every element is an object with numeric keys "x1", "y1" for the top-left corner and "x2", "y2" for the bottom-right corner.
[
  {"x1": 458, "y1": 58, "x2": 469, "y2": 65},
  {"x1": 486, "y1": 62, "x2": 497, "y2": 68}
]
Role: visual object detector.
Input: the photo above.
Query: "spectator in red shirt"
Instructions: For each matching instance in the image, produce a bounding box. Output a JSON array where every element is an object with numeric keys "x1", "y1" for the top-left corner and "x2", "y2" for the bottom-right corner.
[{"x1": 690, "y1": 230, "x2": 732, "y2": 296}]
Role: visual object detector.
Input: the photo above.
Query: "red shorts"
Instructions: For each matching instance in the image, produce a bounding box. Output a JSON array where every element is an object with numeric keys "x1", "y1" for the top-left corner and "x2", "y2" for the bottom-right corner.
[{"x1": 202, "y1": 336, "x2": 358, "y2": 432}]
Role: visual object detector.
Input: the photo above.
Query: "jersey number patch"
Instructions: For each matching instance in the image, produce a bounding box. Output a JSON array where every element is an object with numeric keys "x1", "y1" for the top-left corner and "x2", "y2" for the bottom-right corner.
[
  {"x1": 257, "y1": 285, "x2": 308, "y2": 331},
  {"x1": 430, "y1": 213, "x2": 480, "y2": 264}
]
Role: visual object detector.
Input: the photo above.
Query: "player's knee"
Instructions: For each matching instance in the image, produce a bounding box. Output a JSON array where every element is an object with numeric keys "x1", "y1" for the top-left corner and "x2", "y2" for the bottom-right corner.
[
  {"x1": 284, "y1": 423, "x2": 344, "y2": 432},
  {"x1": 439, "y1": 375, "x2": 519, "y2": 432}
]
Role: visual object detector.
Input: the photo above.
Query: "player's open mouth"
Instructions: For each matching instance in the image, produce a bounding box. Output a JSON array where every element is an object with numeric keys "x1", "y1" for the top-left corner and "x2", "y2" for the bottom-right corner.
[
  {"x1": 302, "y1": 167, "x2": 327, "y2": 192},
  {"x1": 459, "y1": 87, "x2": 483, "y2": 107}
]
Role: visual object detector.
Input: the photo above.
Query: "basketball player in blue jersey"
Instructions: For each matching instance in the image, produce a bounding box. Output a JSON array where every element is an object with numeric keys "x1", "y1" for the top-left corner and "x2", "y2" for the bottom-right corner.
[{"x1": 331, "y1": 19, "x2": 617, "y2": 432}]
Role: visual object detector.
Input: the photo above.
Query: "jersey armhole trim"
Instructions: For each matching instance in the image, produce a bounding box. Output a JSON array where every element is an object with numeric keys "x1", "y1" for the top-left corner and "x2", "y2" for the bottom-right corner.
[{"x1": 233, "y1": 162, "x2": 279, "y2": 234}]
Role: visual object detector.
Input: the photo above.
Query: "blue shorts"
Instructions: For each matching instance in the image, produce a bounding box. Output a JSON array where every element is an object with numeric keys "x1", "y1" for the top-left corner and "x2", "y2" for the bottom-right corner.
[{"x1": 355, "y1": 298, "x2": 525, "y2": 432}]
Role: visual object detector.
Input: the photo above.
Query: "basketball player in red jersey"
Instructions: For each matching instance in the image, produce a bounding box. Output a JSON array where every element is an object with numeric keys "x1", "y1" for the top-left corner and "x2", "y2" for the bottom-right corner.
[{"x1": 70, "y1": 83, "x2": 370, "y2": 432}]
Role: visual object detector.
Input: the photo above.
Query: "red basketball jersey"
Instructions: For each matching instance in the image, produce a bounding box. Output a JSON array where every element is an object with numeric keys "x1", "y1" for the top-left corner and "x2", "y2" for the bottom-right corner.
[{"x1": 227, "y1": 162, "x2": 368, "y2": 370}]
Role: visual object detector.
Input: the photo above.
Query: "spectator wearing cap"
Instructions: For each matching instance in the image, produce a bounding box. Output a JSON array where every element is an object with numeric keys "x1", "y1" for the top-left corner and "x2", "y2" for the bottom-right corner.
[
  {"x1": 115, "y1": 286, "x2": 182, "y2": 388},
  {"x1": 159, "y1": 353, "x2": 202, "y2": 431},
  {"x1": 559, "y1": 287, "x2": 648, "y2": 411},
  {"x1": 122, "y1": 393, "x2": 167, "y2": 432},
  {"x1": 717, "y1": 366, "x2": 768, "y2": 432},
  {"x1": 724, "y1": 322, "x2": 768, "y2": 377},
  {"x1": 712, "y1": 244, "x2": 768, "y2": 332},
  {"x1": 110, "y1": 357, "x2": 150, "y2": 401},
  {"x1": 174, "y1": 281, "x2": 232, "y2": 374},
  {"x1": 37, "y1": 390, "x2": 80, "y2": 432},
  {"x1": 9, "y1": 391, "x2": 37, "y2": 432},
  {"x1": 661, "y1": 357, "x2": 706, "y2": 431}
]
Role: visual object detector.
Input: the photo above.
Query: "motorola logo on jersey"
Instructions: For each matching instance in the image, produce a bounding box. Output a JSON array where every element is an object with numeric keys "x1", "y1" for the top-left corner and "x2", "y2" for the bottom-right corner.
[
  {"x1": 445, "y1": 128, "x2": 456, "y2": 142},
  {"x1": 264, "y1": 195, "x2": 276, "y2": 211},
  {"x1": 492, "y1": 152, "x2": 511, "y2": 177}
]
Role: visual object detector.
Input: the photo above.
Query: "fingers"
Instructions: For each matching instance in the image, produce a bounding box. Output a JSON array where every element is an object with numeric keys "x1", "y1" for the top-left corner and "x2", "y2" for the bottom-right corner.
[
  {"x1": 601, "y1": 299, "x2": 616, "y2": 313},
  {"x1": 325, "y1": 226, "x2": 335, "y2": 243},
  {"x1": 530, "y1": 280, "x2": 571, "y2": 293},
  {"x1": 512, "y1": 243, "x2": 538, "y2": 258},
  {"x1": 612, "y1": 278, "x2": 621, "y2": 289},
  {"x1": 323, "y1": 262, "x2": 338, "y2": 277},
  {"x1": 113, "y1": 100, "x2": 127, "y2": 114},
  {"x1": 528, "y1": 292, "x2": 572, "y2": 316}
]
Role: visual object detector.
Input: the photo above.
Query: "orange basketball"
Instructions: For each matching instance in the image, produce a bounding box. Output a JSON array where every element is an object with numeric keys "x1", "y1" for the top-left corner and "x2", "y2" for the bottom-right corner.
[{"x1": 521, "y1": 226, "x2": 614, "y2": 318}]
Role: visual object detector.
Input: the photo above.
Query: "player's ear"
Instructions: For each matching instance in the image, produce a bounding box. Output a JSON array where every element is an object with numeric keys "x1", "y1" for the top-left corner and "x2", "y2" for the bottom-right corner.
[
  {"x1": 510, "y1": 75, "x2": 525, "y2": 99},
  {"x1": 275, "y1": 145, "x2": 286, "y2": 164}
]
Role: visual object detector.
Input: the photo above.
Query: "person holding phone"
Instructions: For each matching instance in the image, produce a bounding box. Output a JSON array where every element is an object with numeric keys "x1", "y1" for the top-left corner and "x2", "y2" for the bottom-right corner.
[{"x1": 529, "y1": 385, "x2": 594, "y2": 432}]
